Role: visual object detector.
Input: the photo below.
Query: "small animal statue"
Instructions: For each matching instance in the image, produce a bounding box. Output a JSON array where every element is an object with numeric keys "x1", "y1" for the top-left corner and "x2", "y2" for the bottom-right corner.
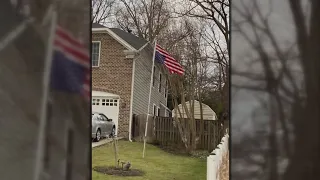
[
  {"x1": 120, "y1": 161, "x2": 126, "y2": 169},
  {"x1": 123, "y1": 162, "x2": 131, "y2": 171}
]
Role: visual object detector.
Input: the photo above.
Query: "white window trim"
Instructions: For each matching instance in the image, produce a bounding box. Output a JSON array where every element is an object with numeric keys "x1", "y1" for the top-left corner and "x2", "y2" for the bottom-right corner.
[{"x1": 92, "y1": 41, "x2": 101, "y2": 67}]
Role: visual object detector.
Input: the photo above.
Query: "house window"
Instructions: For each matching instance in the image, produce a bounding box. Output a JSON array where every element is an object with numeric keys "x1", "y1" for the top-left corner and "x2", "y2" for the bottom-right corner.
[
  {"x1": 159, "y1": 73, "x2": 162, "y2": 92},
  {"x1": 101, "y1": 99, "x2": 118, "y2": 106},
  {"x1": 92, "y1": 41, "x2": 100, "y2": 67},
  {"x1": 157, "y1": 107, "x2": 160, "y2": 117},
  {"x1": 152, "y1": 66, "x2": 156, "y2": 87},
  {"x1": 153, "y1": 104, "x2": 157, "y2": 116},
  {"x1": 164, "y1": 79, "x2": 168, "y2": 98}
]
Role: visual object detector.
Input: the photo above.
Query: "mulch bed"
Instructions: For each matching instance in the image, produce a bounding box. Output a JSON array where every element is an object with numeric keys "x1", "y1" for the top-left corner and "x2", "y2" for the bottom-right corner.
[
  {"x1": 93, "y1": 166, "x2": 144, "y2": 176},
  {"x1": 157, "y1": 144, "x2": 210, "y2": 159}
]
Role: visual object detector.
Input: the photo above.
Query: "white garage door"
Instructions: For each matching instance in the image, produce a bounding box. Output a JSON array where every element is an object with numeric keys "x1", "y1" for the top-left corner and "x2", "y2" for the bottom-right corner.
[{"x1": 92, "y1": 91, "x2": 120, "y2": 135}]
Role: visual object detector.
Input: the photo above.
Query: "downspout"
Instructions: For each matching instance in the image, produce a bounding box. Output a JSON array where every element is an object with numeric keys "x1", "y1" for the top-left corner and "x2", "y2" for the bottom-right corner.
[{"x1": 128, "y1": 58, "x2": 135, "y2": 142}]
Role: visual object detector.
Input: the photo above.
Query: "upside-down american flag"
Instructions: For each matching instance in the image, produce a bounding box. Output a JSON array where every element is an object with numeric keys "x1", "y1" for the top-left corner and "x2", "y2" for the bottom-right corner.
[
  {"x1": 154, "y1": 44, "x2": 184, "y2": 75},
  {"x1": 50, "y1": 26, "x2": 90, "y2": 100}
]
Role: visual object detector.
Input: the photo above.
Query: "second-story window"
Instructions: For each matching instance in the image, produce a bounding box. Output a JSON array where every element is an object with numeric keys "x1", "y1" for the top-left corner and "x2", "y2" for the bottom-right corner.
[
  {"x1": 152, "y1": 66, "x2": 156, "y2": 87},
  {"x1": 159, "y1": 73, "x2": 162, "y2": 92},
  {"x1": 165, "y1": 79, "x2": 168, "y2": 98},
  {"x1": 153, "y1": 104, "x2": 157, "y2": 116},
  {"x1": 92, "y1": 41, "x2": 100, "y2": 67}
]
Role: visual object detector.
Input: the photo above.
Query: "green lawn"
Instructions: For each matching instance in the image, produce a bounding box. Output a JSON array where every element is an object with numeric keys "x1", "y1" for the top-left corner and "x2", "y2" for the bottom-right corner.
[{"x1": 92, "y1": 140, "x2": 207, "y2": 180}]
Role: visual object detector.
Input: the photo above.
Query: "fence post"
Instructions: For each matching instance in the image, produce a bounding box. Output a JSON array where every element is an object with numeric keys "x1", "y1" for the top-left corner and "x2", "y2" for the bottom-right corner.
[{"x1": 207, "y1": 155, "x2": 217, "y2": 180}]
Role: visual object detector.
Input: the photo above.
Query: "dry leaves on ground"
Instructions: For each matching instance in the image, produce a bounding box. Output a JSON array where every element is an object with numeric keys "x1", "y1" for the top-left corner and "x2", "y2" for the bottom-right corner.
[{"x1": 219, "y1": 152, "x2": 229, "y2": 180}]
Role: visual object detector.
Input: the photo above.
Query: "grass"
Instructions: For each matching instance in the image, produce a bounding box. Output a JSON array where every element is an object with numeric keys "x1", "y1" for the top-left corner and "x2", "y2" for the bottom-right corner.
[{"x1": 92, "y1": 140, "x2": 207, "y2": 180}]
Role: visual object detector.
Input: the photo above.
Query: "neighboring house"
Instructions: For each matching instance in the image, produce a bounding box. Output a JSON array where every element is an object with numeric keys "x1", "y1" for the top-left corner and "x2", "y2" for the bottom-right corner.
[
  {"x1": 92, "y1": 23, "x2": 170, "y2": 138},
  {"x1": 172, "y1": 100, "x2": 218, "y2": 120}
]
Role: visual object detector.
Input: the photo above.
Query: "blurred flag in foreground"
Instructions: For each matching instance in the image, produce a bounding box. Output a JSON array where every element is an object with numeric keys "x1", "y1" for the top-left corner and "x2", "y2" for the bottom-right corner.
[
  {"x1": 34, "y1": 9, "x2": 90, "y2": 180},
  {"x1": 50, "y1": 26, "x2": 90, "y2": 100}
]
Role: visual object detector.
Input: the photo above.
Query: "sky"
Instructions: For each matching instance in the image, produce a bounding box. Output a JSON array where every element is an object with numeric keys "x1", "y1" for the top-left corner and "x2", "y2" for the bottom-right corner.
[
  {"x1": 231, "y1": 0, "x2": 297, "y2": 142},
  {"x1": 230, "y1": 0, "x2": 311, "y2": 178}
]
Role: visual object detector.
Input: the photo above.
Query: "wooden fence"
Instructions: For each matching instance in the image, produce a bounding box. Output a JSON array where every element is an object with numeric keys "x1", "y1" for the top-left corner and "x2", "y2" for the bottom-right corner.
[{"x1": 132, "y1": 115, "x2": 227, "y2": 152}]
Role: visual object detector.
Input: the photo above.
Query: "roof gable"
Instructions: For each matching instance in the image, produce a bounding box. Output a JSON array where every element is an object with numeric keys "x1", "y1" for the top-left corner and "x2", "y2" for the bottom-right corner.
[
  {"x1": 92, "y1": 23, "x2": 106, "y2": 28},
  {"x1": 92, "y1": 23, "x2": 148, "y2": 51}
]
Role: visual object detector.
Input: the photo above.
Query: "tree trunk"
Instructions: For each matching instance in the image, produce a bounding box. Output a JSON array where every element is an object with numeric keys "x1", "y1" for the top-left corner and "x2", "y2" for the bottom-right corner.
[
  {"x1": 283, "y1": 100, "x2": 320, "y2": 179},
  {"x1": 222, "y1": 64, "x2": 229, "y2": 120},
  {"x1": 284, "y1": 1, "x2": 320, "y2": 179}
]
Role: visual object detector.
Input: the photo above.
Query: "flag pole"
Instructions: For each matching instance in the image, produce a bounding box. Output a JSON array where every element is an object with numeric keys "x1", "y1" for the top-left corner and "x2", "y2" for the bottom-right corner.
[
  {"x1": 142, "y1": 39, "x2": 157, "y2": 158},
  {"x1": 33, "y1": 8, "x2": 57, "y2": 180}
]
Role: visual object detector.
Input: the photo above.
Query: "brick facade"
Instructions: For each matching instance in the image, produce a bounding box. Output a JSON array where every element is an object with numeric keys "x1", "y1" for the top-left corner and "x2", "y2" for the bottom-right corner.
[{"x1": 92, "y1": 33, "x2": 133, "y2": 138}]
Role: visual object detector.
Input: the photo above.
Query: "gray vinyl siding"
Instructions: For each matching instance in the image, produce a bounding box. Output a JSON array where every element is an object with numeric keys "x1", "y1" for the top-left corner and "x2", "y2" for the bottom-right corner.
[{"x1": 132, "y1": 44, "x2": 168, "y2": 117}]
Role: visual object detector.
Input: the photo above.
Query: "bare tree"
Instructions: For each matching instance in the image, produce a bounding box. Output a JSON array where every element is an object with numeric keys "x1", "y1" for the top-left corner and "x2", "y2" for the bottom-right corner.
[
  {"x1": 91, "y1": 0, "x2": 116, "y2": 24},
  {"x1": 165, "y1": 21, "x2": 217, "y2": 152},
  {"x1": 186, "y1": 0, "x2": 229, "y2": 51},
  {"x1": 115, "y1": 0, "x2": 171, "y2": 41},
  {"x1": 178, "y1": 0, "x2": 230, "y2": 119},
  {"x1": 233, "y1": 0, "x2": 320, "y2": 179}
]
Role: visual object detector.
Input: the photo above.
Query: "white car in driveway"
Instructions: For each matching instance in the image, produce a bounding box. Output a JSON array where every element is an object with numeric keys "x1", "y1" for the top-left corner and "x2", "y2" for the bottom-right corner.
[{"x1": 92, "y1": 112, "x2": 116, "y2": 142}]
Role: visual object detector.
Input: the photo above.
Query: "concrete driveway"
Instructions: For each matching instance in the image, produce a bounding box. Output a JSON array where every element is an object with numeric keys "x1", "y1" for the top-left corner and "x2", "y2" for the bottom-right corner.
[{"x1": 92, "y1": 137, "x2": 123, "y2": 148}]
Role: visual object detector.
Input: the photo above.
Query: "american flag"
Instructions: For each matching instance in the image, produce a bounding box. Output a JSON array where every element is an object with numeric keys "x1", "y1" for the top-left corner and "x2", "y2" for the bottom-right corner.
[
  {"x1": 50, "y1": 26, "x2": 90, "y2": 100},
  {"x1": 154, "y1": 44, "x2": 184, "y2": 75}
]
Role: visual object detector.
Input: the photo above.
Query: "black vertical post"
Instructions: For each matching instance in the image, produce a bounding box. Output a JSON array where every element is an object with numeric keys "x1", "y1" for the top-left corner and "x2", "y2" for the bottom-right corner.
[{"x1": 65, "y1": 128, "x2": 74, "y2": 180}]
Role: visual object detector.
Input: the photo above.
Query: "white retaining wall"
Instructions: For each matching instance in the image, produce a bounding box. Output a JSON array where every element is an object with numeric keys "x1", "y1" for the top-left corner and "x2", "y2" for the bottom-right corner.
[{"x1": 207, "y1": 133, "x2": 229, "y2": 180}]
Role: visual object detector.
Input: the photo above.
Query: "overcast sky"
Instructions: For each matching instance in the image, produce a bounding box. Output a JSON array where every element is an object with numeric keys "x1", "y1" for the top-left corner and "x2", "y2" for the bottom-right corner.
[{"x1": 231, "y1": 0, "x2": 297, "y2": 142}]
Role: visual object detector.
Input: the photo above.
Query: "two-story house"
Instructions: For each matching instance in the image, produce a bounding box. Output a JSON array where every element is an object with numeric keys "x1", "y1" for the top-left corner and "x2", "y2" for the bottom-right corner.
[{"x1": 92, "y1": 23, "x2": 171, "y2": 139}]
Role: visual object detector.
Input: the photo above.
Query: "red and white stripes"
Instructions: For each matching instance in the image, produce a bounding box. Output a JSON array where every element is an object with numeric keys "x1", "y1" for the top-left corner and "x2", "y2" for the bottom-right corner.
[
  {"x1": 156, "y1": 44, "x2": 184, "y2": 75},
  {"x1": 54, "y1": 25, "x2": 90, "y2": 100}
]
